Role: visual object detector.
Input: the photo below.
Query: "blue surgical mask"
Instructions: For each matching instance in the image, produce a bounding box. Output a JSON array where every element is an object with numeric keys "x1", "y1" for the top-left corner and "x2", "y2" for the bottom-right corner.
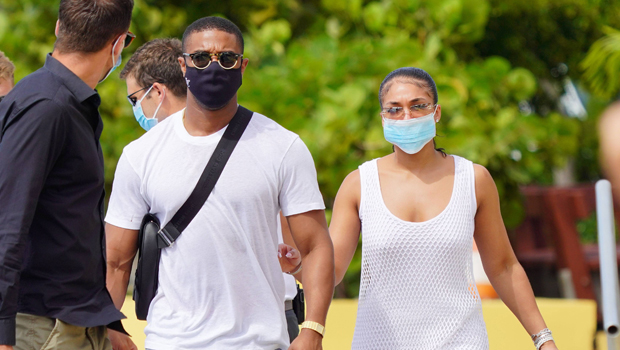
[
  {"x1": 99, "y1": 36, "x2": 123, "y2": 83},
  {"x1": 383, "y1": 106, "x2": 438, "y2": 154},
  {"x1": 132, "y1": 85, "x2": 164, "y2": 131}
]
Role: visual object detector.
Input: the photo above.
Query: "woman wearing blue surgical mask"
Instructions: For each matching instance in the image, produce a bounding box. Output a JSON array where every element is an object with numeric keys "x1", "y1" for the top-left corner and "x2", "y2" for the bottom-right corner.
[{"x1": 280, "y1": 67, "x2": 559, "y2": 350}]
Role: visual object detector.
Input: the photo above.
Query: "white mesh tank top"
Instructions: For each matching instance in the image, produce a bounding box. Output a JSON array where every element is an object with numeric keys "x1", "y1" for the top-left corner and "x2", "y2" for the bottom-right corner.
[{"x1": 352, "y1": 155, "x2": 489, "y2": 350}]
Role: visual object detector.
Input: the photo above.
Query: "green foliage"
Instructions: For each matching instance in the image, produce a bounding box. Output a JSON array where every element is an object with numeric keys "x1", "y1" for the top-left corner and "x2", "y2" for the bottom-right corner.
[
  {"x1": 0, "y1": 0, "x2": 616, "y2": 298},
  {"x1": 241, "y1": 1, "x2": 581, "y2": 232},
  {"x1": 577, "y1": 213, "x2": 598, "y2": 244},
  {"x1": 581, "y1": 26, "x2": 620, "y2": 99},
  {"x1": 576, "y1": 211, "x2": 618, "y2": 244},
  {"x1": 475, "y1": 0, "x2": 620, "y2": 80},
  {"x1": 0, "y1": 0, "x2": 57, "y2": 80}
]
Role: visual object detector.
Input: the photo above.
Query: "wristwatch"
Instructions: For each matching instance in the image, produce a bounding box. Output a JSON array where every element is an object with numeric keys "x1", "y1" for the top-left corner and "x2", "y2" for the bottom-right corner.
[{"x1": 301, "y1": 321, "x2": 325, "y2": 337}]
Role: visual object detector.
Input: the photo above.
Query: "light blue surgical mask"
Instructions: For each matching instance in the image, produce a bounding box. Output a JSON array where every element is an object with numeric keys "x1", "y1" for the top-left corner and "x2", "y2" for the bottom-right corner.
[
  {"x1": 132, "y1": 85, "x2": 164, "y2": 132},
  {"x1": 383, "y1": 106, "x2": 438, "y2": 154},
  {"x1": 99, "y1": 36, "x2": 123, "y2": 83}
]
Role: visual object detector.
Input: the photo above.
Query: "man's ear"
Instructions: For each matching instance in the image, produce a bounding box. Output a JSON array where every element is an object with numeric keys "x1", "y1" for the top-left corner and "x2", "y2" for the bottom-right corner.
[
  {"x1": 112, "y1": 34, "x2": 125, "y2": 57},
  {"x1": 55, "y1": 20, "x2": 60, "y2": 37},
  {"x1": 152, "y1": 83, "x2": 166, "y2": 102},
  {"x1": 240, "y1": 58, "x2": 249, "y2": 75},
  {"x1": 178, "y1": 56, "x2": 187, "y2": 75}
]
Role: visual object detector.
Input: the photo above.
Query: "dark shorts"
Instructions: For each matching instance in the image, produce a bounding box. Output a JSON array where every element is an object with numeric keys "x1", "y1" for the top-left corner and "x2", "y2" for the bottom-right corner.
[{"x1": 285, "y1": 308, "x2": 299, "y2": 343}]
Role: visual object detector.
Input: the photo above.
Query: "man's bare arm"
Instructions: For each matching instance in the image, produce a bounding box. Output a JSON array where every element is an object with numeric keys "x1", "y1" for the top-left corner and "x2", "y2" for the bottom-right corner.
[
  {"x1": 286, "y1": 210, "x2": 334, "y2": 349},
  {"x1": 105, "y1": 223, "x2": 140, "y2": 309}
]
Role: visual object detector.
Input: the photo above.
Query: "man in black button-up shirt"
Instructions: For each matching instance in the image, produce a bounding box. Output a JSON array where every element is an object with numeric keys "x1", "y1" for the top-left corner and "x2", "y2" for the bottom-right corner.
[{"x1": 0, "y1": 1, "x2": 134, "y2": 349}]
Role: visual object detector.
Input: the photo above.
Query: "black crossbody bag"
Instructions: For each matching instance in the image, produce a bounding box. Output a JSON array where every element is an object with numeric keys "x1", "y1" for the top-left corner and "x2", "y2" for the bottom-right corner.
[
  {"x1": 133, "y1": 106, "x2": 253, "y2": 320},
  {"x1": 292, "y1": 284, "x2": 305, "y2": 324}
]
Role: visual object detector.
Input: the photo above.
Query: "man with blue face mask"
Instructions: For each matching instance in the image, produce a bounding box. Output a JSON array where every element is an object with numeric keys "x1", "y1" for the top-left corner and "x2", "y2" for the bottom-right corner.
[
  {"x1": 105, "y1": 16, "x2": 334, "y2": 350},
  {"x1": 119, "y1": 39, "x2": 187, "y2": 131},
  {"x1": 106, "y1": 39, "x2": 187, "y2": 350}
]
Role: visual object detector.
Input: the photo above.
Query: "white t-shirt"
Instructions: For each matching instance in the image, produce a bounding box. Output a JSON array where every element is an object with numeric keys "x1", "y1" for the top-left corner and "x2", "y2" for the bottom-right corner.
[
  {"x1": 105, "y1": 109, "x2": 325, "y2": 350},
  {"x1": 283, "y1": 273, "x2": 298, "y2": 302}
]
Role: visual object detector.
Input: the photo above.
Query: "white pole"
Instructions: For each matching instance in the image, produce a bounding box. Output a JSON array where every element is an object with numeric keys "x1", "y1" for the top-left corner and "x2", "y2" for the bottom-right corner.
[{"x1": 596, "y1": 179, "x2": 620, "y2": 349}]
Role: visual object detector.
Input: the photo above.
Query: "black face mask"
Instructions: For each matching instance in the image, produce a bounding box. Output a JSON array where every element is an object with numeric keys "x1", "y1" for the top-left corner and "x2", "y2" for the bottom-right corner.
[{"x1": 184, "y1": 63, "x2": 242, "y2": 110}]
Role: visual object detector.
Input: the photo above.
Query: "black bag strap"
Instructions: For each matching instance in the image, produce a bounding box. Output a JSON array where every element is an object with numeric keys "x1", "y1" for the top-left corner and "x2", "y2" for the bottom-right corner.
[{"x1": 157, "y1": 105, "x2": 253, "y2": 248}]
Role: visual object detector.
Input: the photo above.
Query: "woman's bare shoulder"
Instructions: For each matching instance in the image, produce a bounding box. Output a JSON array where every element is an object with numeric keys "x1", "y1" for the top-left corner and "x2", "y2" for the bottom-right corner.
[
  {"x1": 473, "y1": 163, "x2": 498, "y2": 202},
  {"x1": 340, "y1": 168, "x2": 361, "y2": 197}
]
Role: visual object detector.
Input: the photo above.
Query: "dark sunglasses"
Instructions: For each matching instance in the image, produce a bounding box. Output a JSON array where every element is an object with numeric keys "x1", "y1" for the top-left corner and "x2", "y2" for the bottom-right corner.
[
  {"x1": 123, "y1": 31, "x2": 136, "y2": 48},
  {"x1": 182, "y1": 51, "x2": 243, "y2": 70},
  {"x1": 126, "y1": 85, "x2": 151, "y2": 107}
]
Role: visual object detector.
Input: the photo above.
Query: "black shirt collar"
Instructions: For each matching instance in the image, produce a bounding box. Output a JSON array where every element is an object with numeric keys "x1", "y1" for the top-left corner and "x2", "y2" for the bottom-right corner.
[{"x1": 44, "y1": 53, "x2": 99, "y2": 105}]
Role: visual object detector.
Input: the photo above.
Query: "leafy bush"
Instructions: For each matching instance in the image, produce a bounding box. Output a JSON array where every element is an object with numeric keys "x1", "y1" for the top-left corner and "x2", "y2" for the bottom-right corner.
[{"x1": 1, "y1": 0, "x2": 617, "y2": 297}]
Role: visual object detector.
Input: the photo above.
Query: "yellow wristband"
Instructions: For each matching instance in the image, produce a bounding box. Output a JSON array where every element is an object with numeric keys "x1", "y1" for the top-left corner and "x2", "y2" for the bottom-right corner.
[{"x1": 301, "y1": 321, "x2": 325, "y2": 337}]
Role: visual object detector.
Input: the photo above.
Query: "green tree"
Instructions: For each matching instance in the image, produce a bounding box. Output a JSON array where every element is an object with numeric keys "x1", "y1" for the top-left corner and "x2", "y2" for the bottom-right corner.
[
  {"x1": 1, "y1": 0, "x2": 616, "y2": 297},
  {"x1": 581, "y1": 26, "x2": 620, "y2": 100},
  {"x1": 238, "y1": 0, "x2": 583, "y2": 295},
  {"x1": 475, "y1": 0, "x2": 620, "y2": 81}
]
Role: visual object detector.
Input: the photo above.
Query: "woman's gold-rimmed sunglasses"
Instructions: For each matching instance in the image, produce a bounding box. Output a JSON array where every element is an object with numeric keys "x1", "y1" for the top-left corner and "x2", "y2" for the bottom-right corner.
[{"x1": 182, "y1": 51, "x2": 243, "y2": 70}]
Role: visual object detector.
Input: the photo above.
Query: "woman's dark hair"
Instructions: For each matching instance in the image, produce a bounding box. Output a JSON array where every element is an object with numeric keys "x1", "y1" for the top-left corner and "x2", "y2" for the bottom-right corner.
[
  {"x1": 378, "y1": 67, "x2": 446, "y2": 156},
  {"x1": 55, "y1": 0, "x2": 134, "y2": 54},
  {"x1": 378, "y1": 67, "x2": 438, "y2": 107}
]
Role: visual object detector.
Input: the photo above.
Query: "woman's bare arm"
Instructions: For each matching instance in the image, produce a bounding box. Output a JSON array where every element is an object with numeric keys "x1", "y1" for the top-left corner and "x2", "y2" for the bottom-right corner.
[{"x1": 473, "y1": 164, "x2": 557, "y2": 349}]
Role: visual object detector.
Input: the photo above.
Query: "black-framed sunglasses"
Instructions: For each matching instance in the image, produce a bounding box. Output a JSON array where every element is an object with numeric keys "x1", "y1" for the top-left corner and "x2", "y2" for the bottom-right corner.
[
  {"x1": 127, "y1": 85, "x2": 151, "y2": 107},
  {"x1": 182, "y1": 51, "x2": 243, "y2": 70},
  {"x1": 123, "y1": 31, "x2": 136, "y2": 48}
]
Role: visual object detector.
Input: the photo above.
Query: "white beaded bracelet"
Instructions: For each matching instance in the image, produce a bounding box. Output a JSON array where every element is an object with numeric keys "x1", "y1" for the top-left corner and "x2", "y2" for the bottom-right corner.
[
  {"x1": 531, "y1": 328, "x2": 554, "y2": 349},
  {"x1": 535, "y1": 335, "x2": 554, "y2": 349}
]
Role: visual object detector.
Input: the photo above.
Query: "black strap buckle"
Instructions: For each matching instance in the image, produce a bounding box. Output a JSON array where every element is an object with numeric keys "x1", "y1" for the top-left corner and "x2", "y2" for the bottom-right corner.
[{"x1": 157, "y1": 228, "x2": 175, "y2": 248}]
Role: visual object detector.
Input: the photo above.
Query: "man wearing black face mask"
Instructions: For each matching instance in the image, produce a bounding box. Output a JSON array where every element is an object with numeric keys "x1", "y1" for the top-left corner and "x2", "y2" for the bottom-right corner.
[
  {"x1": 105, "y1": 16, "x2": 334, "y2": 350},
  {"x1": 0, "y1": 1, "x2": 134, "y2": 350}
]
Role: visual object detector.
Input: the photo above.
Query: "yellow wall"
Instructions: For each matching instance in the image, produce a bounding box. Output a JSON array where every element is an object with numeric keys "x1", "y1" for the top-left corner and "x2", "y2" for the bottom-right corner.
[
  {"x1": 121, "y1": 297, "x2": 597, "y2": 350},
  {"x1": 120, "y1": 300, "x2": 146, "y2": 348},
  {"x1": 482, "y1": 298, "x2": 596, "y2": 350}
]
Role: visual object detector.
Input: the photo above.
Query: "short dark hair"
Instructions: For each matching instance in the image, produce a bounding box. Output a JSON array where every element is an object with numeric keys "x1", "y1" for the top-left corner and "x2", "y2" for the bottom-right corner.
[
  {"x1": 55, "y1": 0, "x2": 134, "y2": 54},
  {"x1": 120, "y1": 38, "x2": 187, "y2": 98},
  {"x1": 182, "y1": 16, "x2": 244, "y2": 53},
  {"x1": 378, "y1": 67, "x2": 439, "y2": 108}
]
